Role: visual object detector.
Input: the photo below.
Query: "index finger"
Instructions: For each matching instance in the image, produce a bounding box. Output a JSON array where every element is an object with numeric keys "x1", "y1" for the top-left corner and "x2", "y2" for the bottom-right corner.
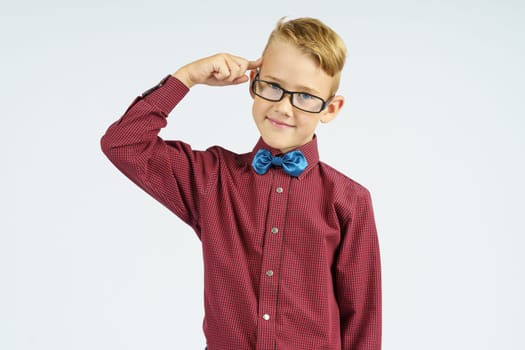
[
  {"x1": 247, "y1": 57, "x2": 262, "y2": 70},
  {"x1": 231, "y1": 55, "x2": 262, "y2": 71}
]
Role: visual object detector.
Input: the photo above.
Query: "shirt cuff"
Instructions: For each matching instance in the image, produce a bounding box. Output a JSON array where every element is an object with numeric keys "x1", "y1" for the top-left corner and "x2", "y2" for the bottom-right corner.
[{"x1": 142, "y1": 75, "x2": 190, "y2": 116}]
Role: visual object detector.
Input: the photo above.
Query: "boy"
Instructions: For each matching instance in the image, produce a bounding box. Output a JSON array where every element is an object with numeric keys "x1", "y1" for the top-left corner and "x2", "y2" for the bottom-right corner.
[{"x1": 101, "y1": 17, "x2": 381, "y2": 350}]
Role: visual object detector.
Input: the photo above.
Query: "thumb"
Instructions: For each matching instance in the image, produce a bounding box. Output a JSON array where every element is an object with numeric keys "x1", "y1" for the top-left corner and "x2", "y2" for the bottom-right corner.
[{"x1": 230, "y1": 75, "x2": 250, "y2": 85}]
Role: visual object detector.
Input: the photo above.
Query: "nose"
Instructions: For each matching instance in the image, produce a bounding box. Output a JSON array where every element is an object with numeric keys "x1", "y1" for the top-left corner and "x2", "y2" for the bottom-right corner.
[{"x1": 273, "y1": 92, "x2": 294, "y2": 116}]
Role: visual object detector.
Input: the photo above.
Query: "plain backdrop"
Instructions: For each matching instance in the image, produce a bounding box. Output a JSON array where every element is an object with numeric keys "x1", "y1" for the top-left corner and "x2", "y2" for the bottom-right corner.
[{"x1": 1, "y1": 0, "x2": 524, "y2": 349}]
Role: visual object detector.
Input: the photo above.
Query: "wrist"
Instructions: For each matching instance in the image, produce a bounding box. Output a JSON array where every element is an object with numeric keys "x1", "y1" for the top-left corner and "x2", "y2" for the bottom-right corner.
[{"x1": 172, "y1": 67, "x2": 195, "y2": 89}]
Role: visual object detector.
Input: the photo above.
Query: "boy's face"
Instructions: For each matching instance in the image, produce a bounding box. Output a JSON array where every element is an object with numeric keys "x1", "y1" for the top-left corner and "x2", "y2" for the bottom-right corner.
[{"x1": 250, "y1": 39, "x2": 344, "y2": 153}]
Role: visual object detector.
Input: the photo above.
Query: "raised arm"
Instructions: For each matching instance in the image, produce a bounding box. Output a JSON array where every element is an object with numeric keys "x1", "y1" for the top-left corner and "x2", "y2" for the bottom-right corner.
[{"x1": 100, "y1": 54, "x2": 261, "y2": 232}]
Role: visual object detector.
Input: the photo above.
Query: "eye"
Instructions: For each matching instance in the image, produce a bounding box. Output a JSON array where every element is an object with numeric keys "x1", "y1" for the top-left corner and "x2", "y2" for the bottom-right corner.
[
  {"x1": 297, "y1": 93, "x2": 314, "y2": 101},
  {"x1": 269, "y1": 83, "x2": 281, "y2": 90}
]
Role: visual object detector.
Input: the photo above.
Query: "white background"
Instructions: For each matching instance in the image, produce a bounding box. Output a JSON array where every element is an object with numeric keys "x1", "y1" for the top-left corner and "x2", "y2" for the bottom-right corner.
[{"x1": 1, "y1": 0, "x2": 524, "y2": 349}]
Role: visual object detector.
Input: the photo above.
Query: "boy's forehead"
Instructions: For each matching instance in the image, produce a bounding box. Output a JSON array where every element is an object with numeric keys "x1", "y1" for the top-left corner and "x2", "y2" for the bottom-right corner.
[{"x1": 260, "y1": 40, "x2": 333, "y2": 95}]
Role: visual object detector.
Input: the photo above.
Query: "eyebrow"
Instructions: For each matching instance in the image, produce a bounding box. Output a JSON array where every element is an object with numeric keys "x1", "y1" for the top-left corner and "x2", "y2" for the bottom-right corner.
[{"x1": 262, "y1": 74, "x2": 322, "y2": 96}]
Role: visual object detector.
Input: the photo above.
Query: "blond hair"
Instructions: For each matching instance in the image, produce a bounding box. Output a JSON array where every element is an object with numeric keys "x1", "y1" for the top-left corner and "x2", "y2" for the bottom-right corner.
[{"x1": 263, "y1": 17, "x2": 347, "y2": 93}]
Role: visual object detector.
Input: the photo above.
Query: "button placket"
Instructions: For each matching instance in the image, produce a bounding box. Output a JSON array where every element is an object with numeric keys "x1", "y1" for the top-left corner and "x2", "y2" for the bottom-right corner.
[{"x1": 255, "y1": 172, "x2": 291, "y2": 349}]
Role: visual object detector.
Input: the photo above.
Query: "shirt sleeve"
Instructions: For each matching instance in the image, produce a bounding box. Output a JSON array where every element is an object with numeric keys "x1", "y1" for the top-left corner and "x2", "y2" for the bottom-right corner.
[
  {"x1": 100, "y1": 76, "x2": 218, "y2": 235},
  {"x1": 335, "y1": 187, "x2": 382, "y2": 349}
]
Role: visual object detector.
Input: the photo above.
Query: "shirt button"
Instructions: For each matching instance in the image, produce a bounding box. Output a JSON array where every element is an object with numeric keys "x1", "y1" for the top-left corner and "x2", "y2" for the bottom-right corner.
[
  {"x1": 271, "y1": 227, "x2": 279, "y2": 234},
  {"x1": 263, "y1": 314, "x2": 270, "y2": 321},
  {"x1": 276, "y1": 187, "x2": 283, "y2": 193},
  {"x1": 266, "y1": 270, "x2": 274, "y2": 277}
]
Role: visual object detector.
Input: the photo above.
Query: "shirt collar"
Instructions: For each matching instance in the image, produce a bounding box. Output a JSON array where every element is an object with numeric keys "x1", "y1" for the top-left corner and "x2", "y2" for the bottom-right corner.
[{"x1": 250, "y1": 136, "x2": 320, "y2": 179}]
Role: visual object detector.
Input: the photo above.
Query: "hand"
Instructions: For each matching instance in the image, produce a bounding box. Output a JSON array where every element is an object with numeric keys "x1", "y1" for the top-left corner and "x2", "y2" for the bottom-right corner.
[{"x1": 173, "y1": 53, "x2": 262, "y2": 88}]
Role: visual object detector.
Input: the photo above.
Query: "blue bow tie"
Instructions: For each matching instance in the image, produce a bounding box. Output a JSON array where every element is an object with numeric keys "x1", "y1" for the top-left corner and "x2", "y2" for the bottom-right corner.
[{"x1": 251, "y1": 149, "x2": 308, "y2": 177}]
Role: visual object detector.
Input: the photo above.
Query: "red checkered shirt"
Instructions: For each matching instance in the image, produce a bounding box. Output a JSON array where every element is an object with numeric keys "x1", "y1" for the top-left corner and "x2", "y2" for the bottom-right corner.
[{"x1": 101, "y1": 76, "x2": 382, "y2": 349}]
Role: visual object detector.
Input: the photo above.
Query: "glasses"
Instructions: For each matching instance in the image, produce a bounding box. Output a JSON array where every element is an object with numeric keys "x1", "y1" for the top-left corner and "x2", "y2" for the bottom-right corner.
[{"x1": 251, "y1": 74, "x2": 332, "y2": 113}]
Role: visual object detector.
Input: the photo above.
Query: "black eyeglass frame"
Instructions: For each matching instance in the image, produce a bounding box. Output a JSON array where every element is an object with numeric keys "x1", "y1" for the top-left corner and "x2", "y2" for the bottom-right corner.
[{"x1": 251, "y1": 73, "x2": 333, "y2": 114}]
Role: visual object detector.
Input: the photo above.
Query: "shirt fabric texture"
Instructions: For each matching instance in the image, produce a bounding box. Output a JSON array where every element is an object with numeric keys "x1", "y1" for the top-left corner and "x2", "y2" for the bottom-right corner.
[{"x1": 101, "y1": 76, "x2": 382, "y2": 350}]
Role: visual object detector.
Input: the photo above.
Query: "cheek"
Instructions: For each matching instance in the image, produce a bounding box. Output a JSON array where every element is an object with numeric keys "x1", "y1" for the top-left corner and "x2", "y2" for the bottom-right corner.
[
  {"x1": 296, "y1": 117, "x2": 320, "y2": 133},
  {"x1": 252, "y1": 103, "x2": 260, "y2": 122},
  {"x1": 252, "y1": 99, "x2": 268, "y2": 120}
]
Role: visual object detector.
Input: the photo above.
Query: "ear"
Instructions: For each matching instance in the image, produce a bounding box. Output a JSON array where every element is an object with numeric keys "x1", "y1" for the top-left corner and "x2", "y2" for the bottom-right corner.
[
  {"x1": 248, "y1": 70, "x2": 257, "y2": 98},
  {"x1": 320, "y1": 95, "x2": 344, "y2": 123}
]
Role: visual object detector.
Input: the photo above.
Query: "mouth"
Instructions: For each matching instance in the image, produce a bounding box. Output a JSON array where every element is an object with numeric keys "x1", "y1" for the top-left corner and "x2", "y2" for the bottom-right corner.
[{"x1": 266, "y1": 117, "x2": 294, "y2": 128}]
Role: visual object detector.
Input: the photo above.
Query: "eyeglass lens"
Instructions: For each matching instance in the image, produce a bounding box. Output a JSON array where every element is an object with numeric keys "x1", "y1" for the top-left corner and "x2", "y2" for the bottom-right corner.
[{"x1": 253, "y1": 80, "x2": 324, "y2": 113}]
